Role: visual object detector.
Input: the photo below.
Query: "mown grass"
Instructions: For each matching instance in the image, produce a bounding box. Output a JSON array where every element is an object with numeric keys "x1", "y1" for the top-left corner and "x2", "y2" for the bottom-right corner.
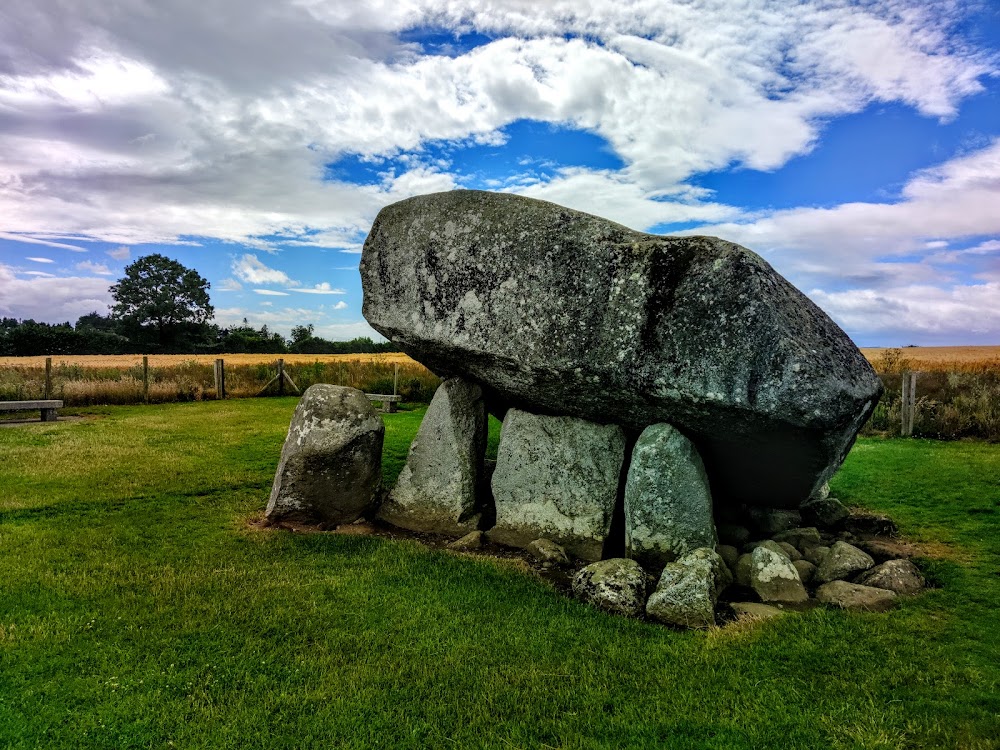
[{"x1": 1, "y1": 400, "x2": 998, "y2": 749}]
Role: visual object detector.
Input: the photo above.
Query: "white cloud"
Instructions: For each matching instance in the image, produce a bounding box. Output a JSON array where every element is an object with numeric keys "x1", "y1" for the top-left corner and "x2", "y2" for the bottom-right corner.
[
  {"x1": 76, "y1": 260, "x2": 113, "y2": 275},
  {"x1": 232, "y1": 254, "x2": 296, "y2": 286},
  {"x1": 26, "y1": 257, "x2": 55, "y2": 263},
  {"x1": 23, "y1": 271, "x2": 55, "y2": 277},
  {"x1": 217, "y1": 277, "x2": 244, "y2": 291},
  {"x1": 293, "y1": 282, "x2": 347, "y2": 295},
  {"x1": 0, "y1": 263, "x2": 112, "y2": 322},
  {"x1": 332, "y1": 300, "x2": 348, "y2": 310},
  {"x1": 0, "y1": 232, "x2": 87, "y2": 252},
  {"x1": 107, "y1": 245, "x2": 131, "y2": 260},
  {"x1": 253, "y1": 289, "x2": 290, "y2": 296}
]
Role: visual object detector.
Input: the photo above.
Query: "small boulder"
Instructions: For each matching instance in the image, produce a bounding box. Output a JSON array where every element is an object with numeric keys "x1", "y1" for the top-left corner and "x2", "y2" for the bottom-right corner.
[
  {"x1": 748, "y1": 507, "x2": 801, "y2": 536},
  {"x1": 735, "y1": 553, "x2": 754, "y2": 588},
  {"x1": 490, "y1": 409, "x2": 625, "y2": 561},
  {"x1": 731, "y1": 602, "x2": 785, "y2": 620},
  {"x1": 845, "y1": 512, "x2": 898, "y2": 537},
  {"x1": 816, "y1": 581, "x2": 897, "y2": 612},
  {"x1": 717, "y1": 524, "x2": 751, "y2": 547},
  {"x1": 856, "y1": 559, "x2": 925, "y2": 595},
  {"x1": 266, "y1": 385, "x2": 384, "y2": 525},
  {"x1": 815, "y1": 541, "x2": 874, "y2": 584},
  {"x1": 623, "y1": 423, "x2": 716, "y2": 567},
  {"x1": 776, "y1": 541, "x2": 802, "y2": 562},
  {"x1": 377, "y1": 377, "x2": 485, "y2": 535},
  {"x1": 858, "y1": 539, "x2": 913, "y2": 562},
  {"x1": 646, "y1": 547, "x2": 729, "y2": 628},
  {"x1": 716, "y1": 544, "x2": 740, "y2": 574},
  {"x1": 447, "y1": 530, "x2": 483, "y2": 551},
  {"x1": 750, "y1": 545, "x2": 808, "y2": 603},
  {"x1": 801, "y1": 495, "x2": 849, "y2": 528},
  {"x1": 526, "y1": 538, "x2": 570, "y2": 566},
  {"x1": 572, "y1": 559, "x2": 649, "y2": 617},
  {"x1": 772, "y1": 527, "x2": 822, "y2": 551},
  {"x1": 802, "y1": 544, "x2": 831, "y2": 567},
  {"x1": 792, "y1": 559, "x2": 816, "y2": 585}
]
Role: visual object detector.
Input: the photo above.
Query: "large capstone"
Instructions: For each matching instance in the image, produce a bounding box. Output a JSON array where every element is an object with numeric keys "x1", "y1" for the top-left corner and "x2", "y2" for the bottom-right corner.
[
  {"x1": 489, "y1": 409, "x2": 625, "y2": 561},
  {"x1": 624, "y1": 423, "x2": 716, "y2": 567},
  {"x1": 377, "y1": 377, "x2": 485, "y2": 535},
  {"x1": 266, "y1": 385, "x2": 384, "y2": 525},
  {"x1": 360, "y1": 190, "x2": 882, "y2": 508}
]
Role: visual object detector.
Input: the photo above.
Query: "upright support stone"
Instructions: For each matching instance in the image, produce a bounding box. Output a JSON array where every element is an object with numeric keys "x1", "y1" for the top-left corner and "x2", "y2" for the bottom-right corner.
[
  {"x1": 489, "y1": 409, "x2": 625, "y2": 561},
  {"x1": 624, "y1": 423, "x2": 716, "y2": 567},
  {"x1": 266, "y1": 385, "x2": 384, "y2": 525},
  {"x1": 377, "y1": 378, "x2": 486, "y2": 535}
]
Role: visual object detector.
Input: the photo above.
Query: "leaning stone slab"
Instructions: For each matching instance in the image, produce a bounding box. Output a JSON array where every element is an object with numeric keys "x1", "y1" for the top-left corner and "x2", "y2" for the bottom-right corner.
[
  {"x1": 750, "y1": 543, "x2": 808, "y2": 604},
  {"x1": 815, "y1": 541, "x2": 874, "y2": 584},
  {"x1": 572, "y1": 558, "x2": 649, "y2": 617},
  {"x1": 377, "y1": 378, "x2": 485, "y2": 535},
  {"x1": 266, "y1": 385, "x2": 384, "y2": 525},
  {"x1": 816, "y1": 581, "x2": 897, "y2": 612},
  {"x1": 646, "y1": 547, "x2": 728, "y2": 628},
  {"x1": 489, "y1": 410, "x2": 625, "y2": 561},
  {"x1": 624, "y1": 423, "x2": 716, "y2": 567},
  {"x1": 360, "y1": 190, "x2": 882, "y2": 509}
]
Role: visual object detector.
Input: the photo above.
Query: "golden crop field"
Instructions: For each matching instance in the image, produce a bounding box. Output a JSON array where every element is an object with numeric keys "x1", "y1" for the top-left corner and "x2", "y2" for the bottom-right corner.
[
  {"x1": 0, "y1": 352, "x2": 420, "y2": 369},
  {"x1": 860, "y1": 346, "x2": 1000, "y2": 372}
]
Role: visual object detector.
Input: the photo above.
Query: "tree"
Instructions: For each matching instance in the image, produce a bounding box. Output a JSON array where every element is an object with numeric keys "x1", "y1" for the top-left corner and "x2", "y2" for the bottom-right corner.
[{"x1": 110, "y1": 254, "x2": 214, "y2": 350}]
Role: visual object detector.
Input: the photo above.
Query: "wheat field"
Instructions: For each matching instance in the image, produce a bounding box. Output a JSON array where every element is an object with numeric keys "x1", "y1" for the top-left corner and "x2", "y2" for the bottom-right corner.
[{"x1": 0, "y1": 352, "x2": 420, "y2": 368}]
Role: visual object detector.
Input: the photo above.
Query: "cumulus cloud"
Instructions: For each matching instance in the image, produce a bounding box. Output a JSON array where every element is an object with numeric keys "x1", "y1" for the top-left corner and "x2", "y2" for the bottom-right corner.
[
  {"x1": 76, "y1": 260, "x2": 113, "y2": 275},
  {"x1": 217, "y1": 278, "x2": 243, "y2": 292},
  {"x1": 332, "y1": 300, "x2": 348, "y2": 310},
  {"x1": 232, "y1": 254, "x2": 296, "y2": 286},
  {"x1": 0, "y1": 263, "x2": 112, "y2": 321},
  {"x1": 293, "y1": 282, "x2": 347, "y2": 295},
  {"x1": 107, "y1": 245, "x2": 131, "y2": 260}
]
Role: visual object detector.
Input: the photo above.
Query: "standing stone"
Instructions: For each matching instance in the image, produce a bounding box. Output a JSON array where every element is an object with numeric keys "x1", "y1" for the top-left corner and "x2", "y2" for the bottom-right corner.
[
  {"x1": 360, "y1": 190, "x2": 882, "y2": 510},
  {"x1": 646, "y1": 548, "x2": 729, "y2": 628},
  {"x1": 377, "y1": 378, "x2": 485, "y2": 535},
  {"x1": 266, "y1": 385, "x2": 384, "y2": 525},
  {"x1": 489, "y1": 410, "x2": 625, "y2": 561},
  {"x1": 572, "y1": 559, "x2": 649, "y2": 617},
  {"x1": 624, "y1": 423, "x2": 716, "y2": 567},
  {"x1": 750, "y1": 543, "x2": 808, "y2": 603},
  {"x1": 815, "y1": 541, "x2": 875, "y2": 584}
]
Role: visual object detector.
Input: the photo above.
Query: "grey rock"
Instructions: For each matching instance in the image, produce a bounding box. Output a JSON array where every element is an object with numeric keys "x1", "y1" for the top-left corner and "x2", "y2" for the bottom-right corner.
[
  {"x1": 490, "y1": 410, "x2": 625, "y2": 561},
  {"x1": 749, "y1": 507, "x2": 802, "y2": 535},
  {"x1": 735, "y1": 553, "x2": 754, "y2": 588},
  {"x1": 845, "y1": 512, "x2": 898, "y2": 537},
  {"x1": 816, "y1": 581, "x2": 897, "y2": 612},
  {"x1": 718, "y1": 524, "x2": 751, "y2": 547},
  {"x1": 776, "y1": 541, "x2": 802, "y2": 561},
  {"x1": 685, "y1": 546, "x2": 733, "y2": 596},
  {"x1": 815, "y1": 541, "x2": 874, "y2": 584},
  {"x1": 800, "y1": 495, "x2": 850, "y2": 528},
  {"x1": 623, "y1": 423, "x2": 716, "y2": 566},
  {"x1": 572, "y1": 559, "x2": 649, "y2": 617},
  {"x1": 856, "y1": 559, "x2": 925, "y2": 595},
  {"x1": 772, "y1": 527, "x2": 822, "y2": 551},
  {"x1": 377, "y1": 378, "x2": 485, "y2": 534},
  {"x1": 447, "y1": 530, "x2": 483, "y2": 551},
  {"x1": 525, "y1": 538, "x2": 570, "y2": 566},
  {"x1": 793, "y1": 559, "x2": 817, "y2": 585},
  {"x1": 266, "y1": 385, "x2": 384, "y2": 525},
  {"x1": 811, "y1": 482, "x2": 831, "y2": 500},
  {"x1": 802, "y1": 545, "x2": 831, "y2": 567},
  {"x1": 716, "y1": 544, "x2": 739, "y2": 573},
  {"x1": 360, "y1": 190, "x2": 882, "y2": 509},
  {"x1": 750, "y1": 545, "x2": 808, "y2": 603},
  {"x1": 731, "y1": 602, "x2": 785, "y2": 620},
  {"x1": 646, "y1": 548, "x2": 728, "y2": 628},
  {"x1": 858, "y1": 539, "x2": 911, "y2": 561}
]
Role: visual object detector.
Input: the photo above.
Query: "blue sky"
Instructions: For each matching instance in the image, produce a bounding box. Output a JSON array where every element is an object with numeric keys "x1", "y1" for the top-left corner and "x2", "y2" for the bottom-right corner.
[{"x1": 1, "y1": 0, "x2": 999, "y2": 346}]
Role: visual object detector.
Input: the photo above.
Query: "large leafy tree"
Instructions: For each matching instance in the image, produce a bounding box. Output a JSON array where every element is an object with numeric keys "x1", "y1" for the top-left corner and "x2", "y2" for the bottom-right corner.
[{"x1": 110, "y1": 254, "x2": 214, "y2": 349}]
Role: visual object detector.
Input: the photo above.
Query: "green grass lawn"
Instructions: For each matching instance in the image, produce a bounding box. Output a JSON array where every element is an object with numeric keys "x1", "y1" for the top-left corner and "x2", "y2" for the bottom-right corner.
[{"x1": 1, "y1": 398, "x2": 998, "y2": 749}]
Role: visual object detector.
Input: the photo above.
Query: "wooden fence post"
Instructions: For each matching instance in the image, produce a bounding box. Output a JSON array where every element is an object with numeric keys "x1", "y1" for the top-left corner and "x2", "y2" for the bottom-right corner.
[
  {"x1": 44, "y1": 357, "x2": 52, "y2": 399},
  {"x1": 214, "y1": 358, "x2": 226, "y2": 399},
  {"x1": 277, "y1": 359, "x2": 285, "y2": 396},
  {"x1": 393, "y1": 363, "x2": 398, "y2": 396},
  {"x1": 901, "y1": 371, "x2": 917, "y2": 437},
  {"x1": 142, "y1": 356, "x2": 149, "y2": 403}
]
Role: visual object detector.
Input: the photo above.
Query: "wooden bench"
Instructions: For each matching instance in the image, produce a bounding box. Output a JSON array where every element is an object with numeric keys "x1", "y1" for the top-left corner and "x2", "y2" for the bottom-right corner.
[
  {"x1": 0, "y1": 399, "x2": 64, "y2": 422},
  {"x1": 365, "y1": 394, "x2": 401, "y2": 413}
]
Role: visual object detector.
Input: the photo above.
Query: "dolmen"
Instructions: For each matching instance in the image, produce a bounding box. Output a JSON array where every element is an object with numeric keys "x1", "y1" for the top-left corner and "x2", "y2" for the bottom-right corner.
[{"x1": 268, "y1": 189, "x2": 888, "y2": 627}]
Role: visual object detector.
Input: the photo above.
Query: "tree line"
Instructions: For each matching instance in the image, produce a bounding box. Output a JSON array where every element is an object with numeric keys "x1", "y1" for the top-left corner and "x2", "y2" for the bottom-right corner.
[{"x1": 1, "y1": 253, "x2": 400, "y2": 357}]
